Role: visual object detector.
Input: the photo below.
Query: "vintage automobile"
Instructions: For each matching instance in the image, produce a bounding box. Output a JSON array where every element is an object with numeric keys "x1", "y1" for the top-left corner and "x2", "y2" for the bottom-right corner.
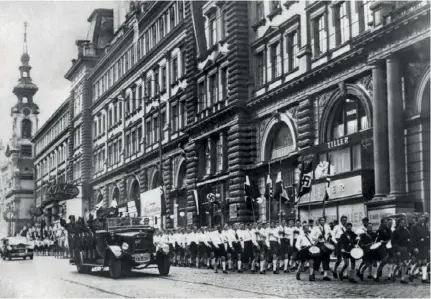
[
  {"x1": 69, "y1": 216, "x2": 170, "y2": 279},
  {"x1": 1, "y1": 236, "x2": 34, "y2": 260}
]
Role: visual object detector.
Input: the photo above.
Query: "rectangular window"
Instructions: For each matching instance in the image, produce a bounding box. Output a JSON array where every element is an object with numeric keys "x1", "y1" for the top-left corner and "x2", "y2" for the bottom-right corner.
[
  {"x1": 209, "y1": 18, "x2": 217, "y2": 47},
  {"x1": 125, "y1": 133, "x2": 130, "y2": 157},
  {"x1": 256, "y1": 1, "x2": 264, "y2": 20},
  {"x1": 146, "y1": 120, "x2": 152, "y2": 145},
  {"x1": 161, "y1": 66, "x2": 167, "y2": 91},
  {"x1": 146, "y1": 77, "x2": 152, "y2": 99},
  {"x1": 312, "y1": 15, "x2": 327, "y2": 57},
  {"x1": 181, "y1": 50, "x2": 186, "y2": 77},
  {"x1": 335, "y1": 2, "x2": 349, "y2": 46},
  {"x1": 221, "y1": 9, "x2": 227, "y2": 39},
  {"x1": 172, "y1": 56, "x2": 178, "y2": 82},
  {"x1": 137, "y1": 126, "x2": 142, "y2": 151},
  {"x1": 161, "y1": 111, "x2": 166, "y2": 140},
  {"x1": 270, "y1": 43, "x2": 281, "y2": 79},
  {"x1": 172, "y1": 104, "x2": 178, "y2": 132},
  {"x1": 159, "y1": 17, "x2": 165, "y2": 39},
  {"x1": 286, "y1": 31, "x2": 299, "y2": 71},
  {"x1": 180, "y1": 101, "x2": 186, "y2": 128},
  {"x1": 113, "y1": 102, "x2": 118, "y2": 123},
  {"x1": 170, "y1": 5, "x2": 176, "y2": 30},
  {"x1": 328, "y1": 147, "x2": 350, "y2": 174},
  {"x1": 216, "y1": 137, "x2": 223, "y2": 172},
  {"x1": 154, "y1": 117, "x2": 159, "y2": 143},
  {"x1": 220, "y1": 68, "x2": 227, "y2": 100},
  {"x1": 352, "y1": 144, "x2": 361, "y2": 170},
  {"x1": 271, "y1": 0, "x2": 280, "y2": 11},
  {"x1": 256, "y1": 51, "x2": 265, "y2": 86},
  {"x1": 209, "y1": 74, "x2": 217, "y2": 106},
  {"x1": 151, "y1": 24, "x2": 157, "y2": 47},
  {"x1": 178, "y1": 0, "x2": 184, "y2": 22},
  {"x1": 131, "y1": 130, "x2": 137, "y2": 154},
  {"x1": 358, "y1": 0, "x2": 372, "y2": 33},
  {"x1": 154, "y1": 70, "x2": 160, "y2": 94},
  {"x1": 109, "y1": 109, "x2": 113, "y2": 127},
  {"x1": 145, "y1": 32, "x2": 150, "y2": 53},
  {"x1": 198, "y1": 81, "x2": 206, "y2": 112}
]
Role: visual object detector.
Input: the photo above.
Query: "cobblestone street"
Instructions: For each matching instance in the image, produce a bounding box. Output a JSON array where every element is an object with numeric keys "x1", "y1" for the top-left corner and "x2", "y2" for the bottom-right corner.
[{"x1": 0, "y1": 257, "x2": 428, "y2": 298}]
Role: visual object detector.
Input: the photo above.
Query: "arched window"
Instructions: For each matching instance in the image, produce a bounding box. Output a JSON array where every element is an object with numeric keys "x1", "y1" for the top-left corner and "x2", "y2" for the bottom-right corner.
[
  {"x1": 177, "y1": 162, "x2": 186, "y2": 189},
  {"x1": 329, "y1": 97, "x2": 369, "y2": 140},
  {"x1": 21, "y1": 119, "x2": 32, "y2": 139},
  {"x1": 112, "y1": 188, "x2": 120, "y2": 206},
  {"x1": 151, "y1": 171, "x2": 160, "y2": 189},
  {"x1": 268, "y1": 124, "x2": 294, "y2": 160},
  {"x1": 130, "y1": 180, "x2": 140, "y2": 216}
]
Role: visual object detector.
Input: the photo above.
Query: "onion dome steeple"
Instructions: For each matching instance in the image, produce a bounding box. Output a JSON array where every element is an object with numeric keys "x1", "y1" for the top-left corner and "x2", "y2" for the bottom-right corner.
[{"x1": 12, "y1": 22, "x2": 39, "y2": 111}]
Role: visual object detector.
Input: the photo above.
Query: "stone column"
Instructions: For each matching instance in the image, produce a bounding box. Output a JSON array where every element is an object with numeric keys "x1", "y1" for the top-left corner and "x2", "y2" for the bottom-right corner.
[
  {"x1": 386, "y1": 57, "x2": 407, "y2": 196},
  {"x1": 372, "y1": 62, "x2": 390, "y2": 197}
]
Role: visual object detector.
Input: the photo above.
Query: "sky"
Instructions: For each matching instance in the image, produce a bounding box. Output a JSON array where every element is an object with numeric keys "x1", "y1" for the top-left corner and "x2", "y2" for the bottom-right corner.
[{"x1": 0, "y1": 1, "x2": 122, "y2": 144}]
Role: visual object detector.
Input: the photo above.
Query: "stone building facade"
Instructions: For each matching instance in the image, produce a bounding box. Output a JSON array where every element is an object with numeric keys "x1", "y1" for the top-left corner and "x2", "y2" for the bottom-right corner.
[{"x1": 35, "y1": 1, "x2": 430, "y2": 229}]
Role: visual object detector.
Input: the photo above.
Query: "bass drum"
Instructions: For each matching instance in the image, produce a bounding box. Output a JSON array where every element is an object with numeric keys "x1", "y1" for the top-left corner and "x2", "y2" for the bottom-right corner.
[{"x1": 321, "y1": 242, "x2": 335, "y2": 253}]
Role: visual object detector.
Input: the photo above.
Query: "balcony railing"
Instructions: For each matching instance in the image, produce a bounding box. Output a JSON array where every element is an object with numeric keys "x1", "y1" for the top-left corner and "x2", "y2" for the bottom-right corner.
[{"x1": 390, "y1": 0, "x2": 428, "y2": 22}]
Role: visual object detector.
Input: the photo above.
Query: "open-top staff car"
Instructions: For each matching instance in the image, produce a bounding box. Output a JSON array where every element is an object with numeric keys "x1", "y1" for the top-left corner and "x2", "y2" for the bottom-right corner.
[
  {"x1": 69, "y1": 216, "x2": 170, "y2": 279},
  {"x1": 1, "y1": 236, "x2": 34, "y2": 260}
]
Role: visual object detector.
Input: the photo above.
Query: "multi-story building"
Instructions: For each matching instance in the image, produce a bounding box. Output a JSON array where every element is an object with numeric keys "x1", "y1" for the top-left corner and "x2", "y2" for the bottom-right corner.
[
  {"x1": 245, "y1": 0, "x2": 430, "y2": 227},
  {"x1": 33, "y1": 99, "x2": 70, "y2": 225},
  {"x1": 4, "y1": 29, "x2": 40, "y2": 236},
  {"x1": 87, "y1": 1, "x2": 188, "y2": 228},
  {"x1": 35, "y1": 0, "x2": 430, "y2": 229}
]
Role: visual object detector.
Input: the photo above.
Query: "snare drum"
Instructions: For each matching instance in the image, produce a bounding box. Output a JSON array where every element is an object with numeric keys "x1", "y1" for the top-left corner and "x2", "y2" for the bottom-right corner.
[
  {"x1": 322, "y1": 242, "x2": 335, "y2": 253},
  {"x1": 370, "y1": 242, "x2": 387, "y2": 261},
  {"x1": 350, "y1": 247, "x2": 364, "y2": 260},
  {"x1": 309, "y1": 245, "x2": 321, "y2": 257}
]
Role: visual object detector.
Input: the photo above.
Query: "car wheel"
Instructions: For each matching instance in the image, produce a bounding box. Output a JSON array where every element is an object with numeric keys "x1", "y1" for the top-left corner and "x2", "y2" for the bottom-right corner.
[
  {"x1": 23, "y1": 256, "x2": 26, "y2": 260},
  {"x1": 157, "y1": 254, "x2": 170, "y2": 276},
  {"x1": 30, "y1": 255, "x2": 33, "y2": 260},
  {"x1": 109, "y1": 258, "x2": 122, "y2": 279}
]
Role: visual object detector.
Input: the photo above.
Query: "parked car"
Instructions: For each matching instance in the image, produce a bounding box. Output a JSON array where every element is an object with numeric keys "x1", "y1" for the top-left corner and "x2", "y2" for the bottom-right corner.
[
  {"x1": 1, "y1": 236, "x2": 34, "y2": 260},
  {"x1": 69, "y1": 216, "x2": 170, "y2": 279}
]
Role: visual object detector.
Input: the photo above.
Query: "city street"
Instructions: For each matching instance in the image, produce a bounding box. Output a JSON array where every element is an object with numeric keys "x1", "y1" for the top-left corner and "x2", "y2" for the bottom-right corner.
[{"x1": 0, "y1": 257, "x2": 429, "y2": 298}]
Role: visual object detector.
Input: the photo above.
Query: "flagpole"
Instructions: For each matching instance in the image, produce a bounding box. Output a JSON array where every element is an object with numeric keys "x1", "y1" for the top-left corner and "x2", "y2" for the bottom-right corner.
[{"x1": 268, "y1": 162, "x2": 271, "y2": 223}]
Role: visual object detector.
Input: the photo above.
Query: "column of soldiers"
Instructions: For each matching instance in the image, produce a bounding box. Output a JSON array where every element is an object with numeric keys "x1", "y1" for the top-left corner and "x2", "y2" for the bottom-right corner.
[{"x1": 155, "y1": 214, "x2": 430, "y2": 284}]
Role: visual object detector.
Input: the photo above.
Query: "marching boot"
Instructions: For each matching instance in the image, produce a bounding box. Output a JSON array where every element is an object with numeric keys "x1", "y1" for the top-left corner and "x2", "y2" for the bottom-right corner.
[
  {"x1": 283, "y1": 259, "x2": 289, "y2": 273},
  {"x1": 273, "y1": 261, "x2": 279, "y2": 274},
  {"x1": 259, "y1": 261, "x2": 265, "y2": 274},
  {"x1": 296, "y1": 271, "x2": 301, "y2": 280},
  {"x1": 237, "y1": 261, "x2": 243, "y2": 273}
]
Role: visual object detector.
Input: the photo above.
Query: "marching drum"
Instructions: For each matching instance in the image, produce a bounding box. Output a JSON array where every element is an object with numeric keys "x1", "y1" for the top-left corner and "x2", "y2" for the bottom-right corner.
[
  {"x1": 386, "y1": 240, "x2": 392, "y2": 249},
  {"x1": 370, "y1": 242, "x2": 387, "y2": 261},
  {"x1": 350, "y1": 247, "x2": 364, "y2": 260},
  {"x1": 322, "y1": 242, "x2": 335, "y2": 253},
  {"x1": 309, "y1": 245, "x2": 321, "y2": 257}
]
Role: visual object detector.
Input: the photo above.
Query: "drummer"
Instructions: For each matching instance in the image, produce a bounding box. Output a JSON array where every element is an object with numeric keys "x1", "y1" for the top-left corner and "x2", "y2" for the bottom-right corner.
[
  {"x1": 391, "y1": 218, "x2": 412, "y2": 284},
  {"x1": 374, "y1": 218, "x2": 393, "y2": 282},
  {"x1": 311, "y1": 217, "x2": 333, "y2": 281},
  {"x1": 295, "y1": 223, "x2": 316, "y2": 281},
  {"x1": 357, "y1": 223, "x2": 377, "y2": 280},
  {"x1": 338, "y1": 222, "x2": 358, "y2": 283},
  {"x1": 410, "y1": 214, "x2": 430, "y2": 283},
  {"x1": 332, "y1": 215, "x2": 348, "y2": 278},
  {"x1": 355, "y1": 217, "x2": 373, "y2": 279}
]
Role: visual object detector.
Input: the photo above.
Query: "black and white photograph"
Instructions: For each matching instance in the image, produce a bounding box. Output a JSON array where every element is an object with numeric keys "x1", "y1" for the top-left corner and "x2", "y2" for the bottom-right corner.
[{"x1": 0, "y1": 0, "x2": 429, "y2": 298}]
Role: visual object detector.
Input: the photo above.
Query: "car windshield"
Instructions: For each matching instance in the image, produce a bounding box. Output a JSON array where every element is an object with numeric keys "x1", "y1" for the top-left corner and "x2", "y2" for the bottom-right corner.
[
  {"x1": 8, "y1": 237, "x2": 28, "y2": 245},
  {"x1": 106, "y1": 216, "x2": 157, "y2": 230}
]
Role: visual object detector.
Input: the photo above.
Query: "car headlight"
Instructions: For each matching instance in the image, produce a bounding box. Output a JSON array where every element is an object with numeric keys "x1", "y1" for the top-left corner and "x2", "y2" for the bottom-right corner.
[
  {"x1": 121, "y1": 242, "x2": 129, "y2": 251},
  {"x1": 7, "y1": 246, "x2": 12, "y2": 251}
]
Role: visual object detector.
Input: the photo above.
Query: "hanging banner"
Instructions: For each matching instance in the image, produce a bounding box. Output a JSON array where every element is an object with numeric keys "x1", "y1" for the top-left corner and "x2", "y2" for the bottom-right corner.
[
  {"x1": 140, "y1": 188, "x2": 162, "y2": 228},
  {"x1": 229, "y1": 204, "x2": 238, "y2": 220}
]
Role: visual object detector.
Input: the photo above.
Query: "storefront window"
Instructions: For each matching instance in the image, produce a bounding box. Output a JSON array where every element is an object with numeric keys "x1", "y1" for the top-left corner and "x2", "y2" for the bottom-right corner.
[
  {"x1": 330, "y1": 97, "x2": 368, "y2": 140},
  {"x1": 269, "y1": 124, "x2": 294, "y2": 160}
]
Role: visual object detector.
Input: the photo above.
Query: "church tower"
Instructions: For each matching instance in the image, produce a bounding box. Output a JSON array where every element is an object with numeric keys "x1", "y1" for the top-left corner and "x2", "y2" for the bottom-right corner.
[
  {"x1": 4, "y1": 22, "x2": 39, "y2": 236},
  {"x1": 11, "y1": 21, "x2": 39, "y2": 144}
]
